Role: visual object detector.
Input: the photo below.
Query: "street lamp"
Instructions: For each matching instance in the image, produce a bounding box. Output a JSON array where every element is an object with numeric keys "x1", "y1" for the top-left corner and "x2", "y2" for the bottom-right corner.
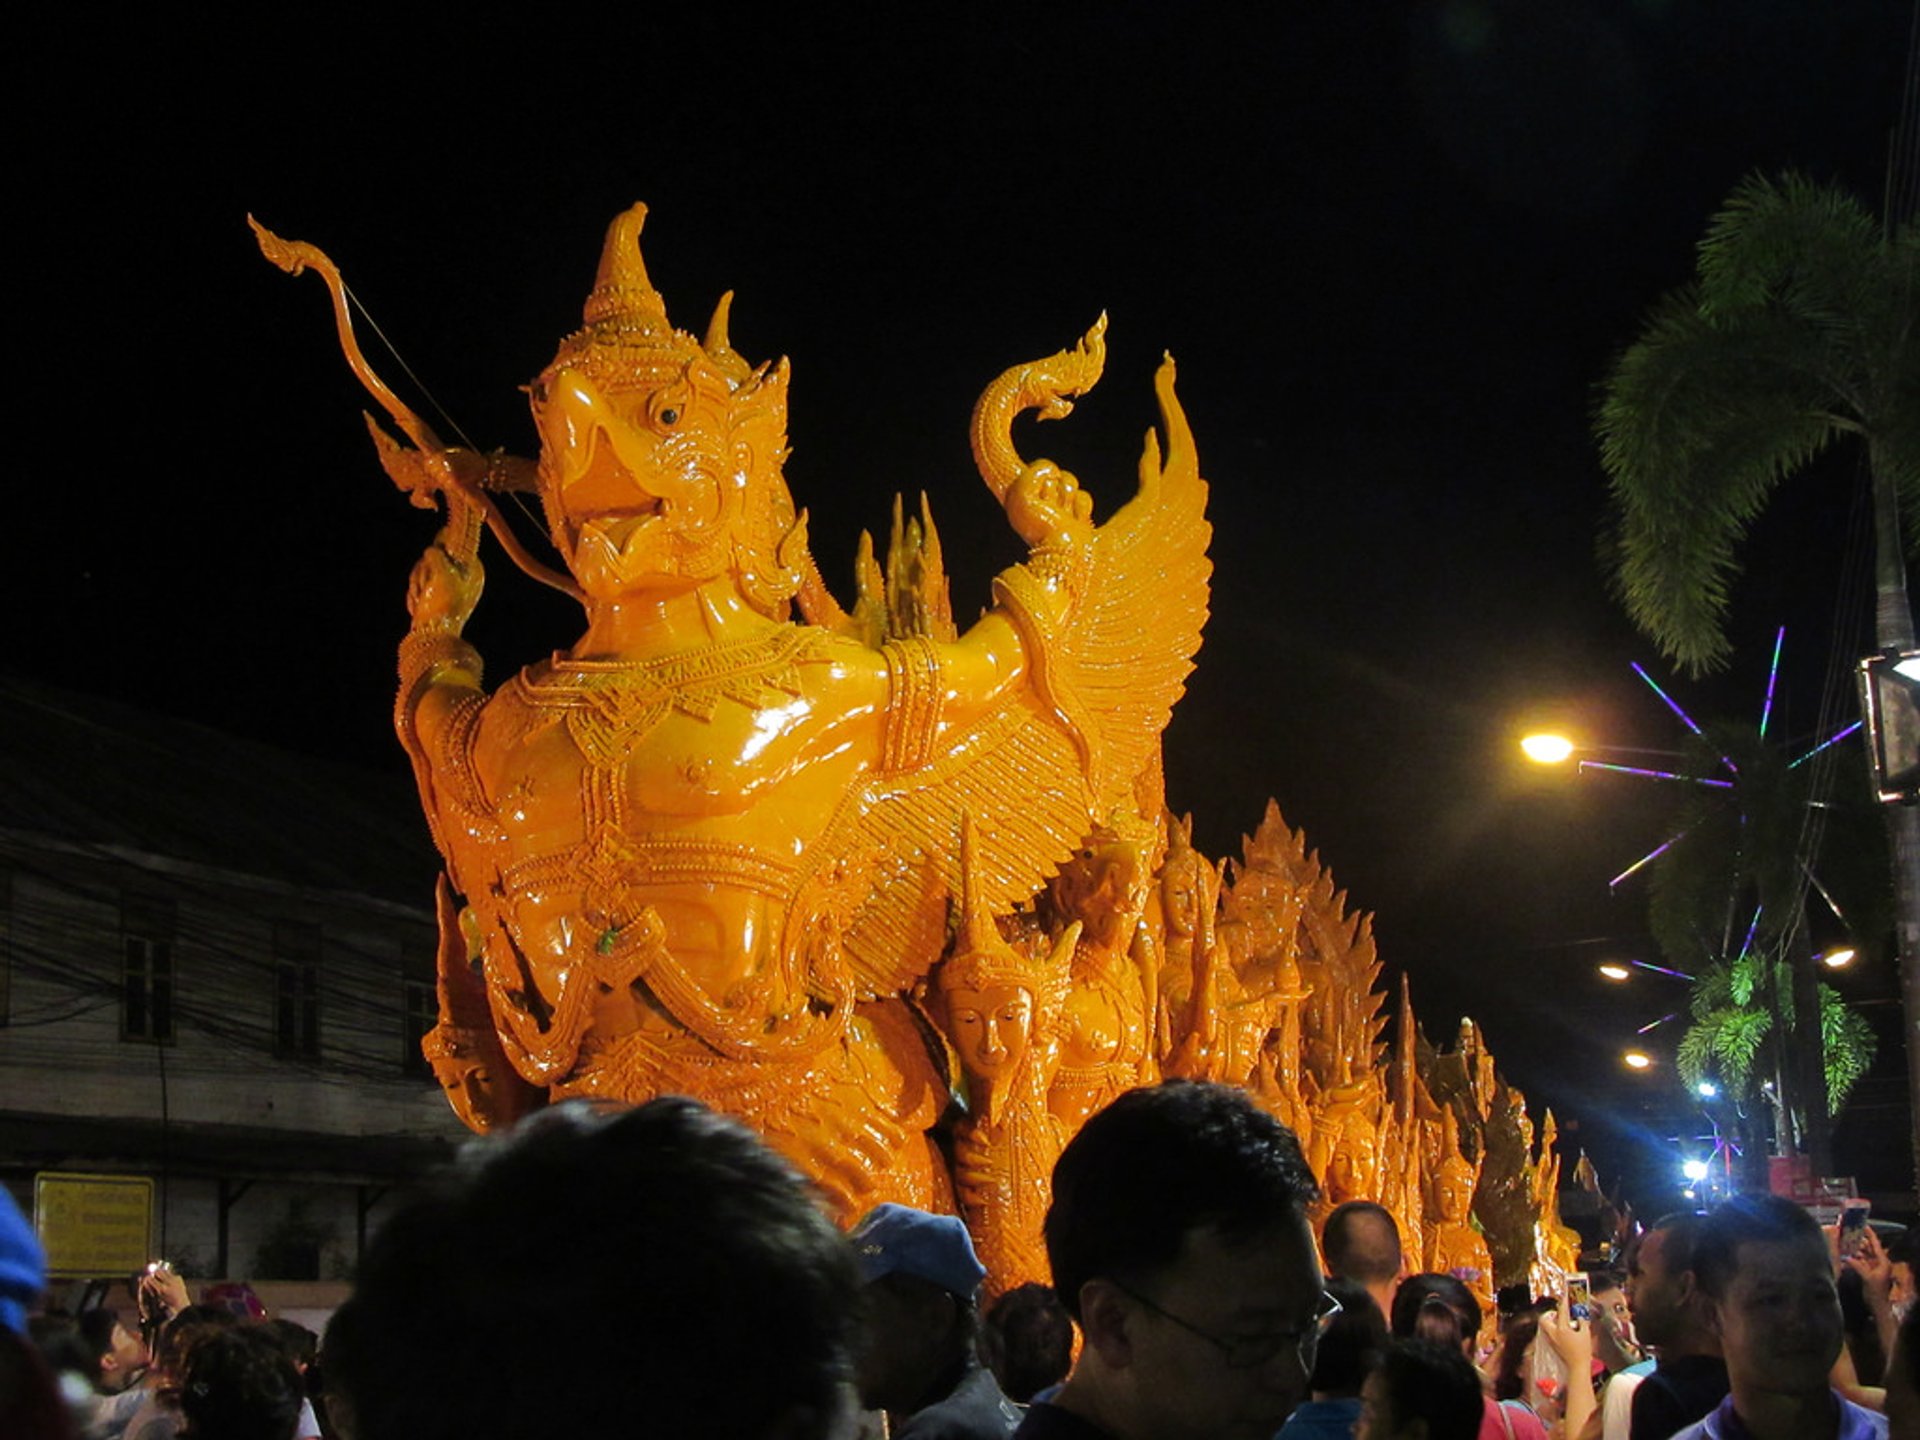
[
  {"x1": 1623, "y1": 1050, "x2": 1654, "y2": 1070},
  {"x1": 1597, "y1": 957, "x2": 1697, "y2": 982}
]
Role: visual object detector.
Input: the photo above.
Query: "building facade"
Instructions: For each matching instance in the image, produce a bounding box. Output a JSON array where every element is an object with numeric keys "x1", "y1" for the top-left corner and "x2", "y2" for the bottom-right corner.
[{"x1": 0, "y1": 676, "x2": 464, "y2": 1282}]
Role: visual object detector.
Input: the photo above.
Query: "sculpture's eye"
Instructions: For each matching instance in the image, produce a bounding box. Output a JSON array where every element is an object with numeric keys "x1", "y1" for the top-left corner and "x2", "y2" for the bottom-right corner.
[{"x1": 659, "y1": 407, "x2": 680, "y2": 426}]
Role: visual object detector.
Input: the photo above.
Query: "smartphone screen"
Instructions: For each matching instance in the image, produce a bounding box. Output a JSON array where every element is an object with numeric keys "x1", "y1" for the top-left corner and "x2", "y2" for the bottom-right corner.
[
  {"x1": 1566, "y1": 1272, "x2": 1592, "y2": 1330},
  {"x1": 1838, "y1": 1200, "x2": 1871, "y2": 1257}
]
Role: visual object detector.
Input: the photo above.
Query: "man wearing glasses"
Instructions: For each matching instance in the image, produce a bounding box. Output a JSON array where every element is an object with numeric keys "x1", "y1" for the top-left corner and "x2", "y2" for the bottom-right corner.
[{"x1": 1014, "y1": 1080, "x2": 1338, "y2": 1440}]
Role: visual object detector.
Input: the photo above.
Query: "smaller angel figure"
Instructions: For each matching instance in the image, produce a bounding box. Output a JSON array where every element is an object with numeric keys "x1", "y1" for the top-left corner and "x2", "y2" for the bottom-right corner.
[{"x1": 933, "y1": 819, "x2": 1079, "y2": 1295}]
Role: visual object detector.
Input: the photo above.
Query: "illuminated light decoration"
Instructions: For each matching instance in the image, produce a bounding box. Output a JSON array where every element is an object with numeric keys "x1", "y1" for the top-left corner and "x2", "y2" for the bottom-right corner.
[
  {"x1": 1521, "y1": 733, "x2": 1576, "y2": 764},
  {"x1": 1788, "y1": 720, "x2": 1865, "y2": 770},
  {"x1": 1636, "y1": 1011, "x2": 1680, "y2": 1034},
  {"x1": 1578, "y1": 759, "x2": 1733, "y2": 788},
  {"x1": 1821, "y1": 947, "x2": 1857, "y2": 970},
  {"x1": 1759, "y1": 627, "x2": 1784, "y2": 738},
  {"x1": 1634, "y1": 959, "x2": 1697, "y2": 981},
  {"x1": 1598, "y1": 963, "x2": 1632, "y2": 981},
  {"x1": 1623, "y1": 1050, "x2": 1654, "y2": 1070},
  {"x1": 1735, "y1": 904, "x2": 1763, "y2": 966},
  {"x1": 1610, "y1": 831, "x2": 1688, "y2": 891},
  {"x1": 1697, "y1": 1081, "x2": 1719, "y2": 1098},
  {"x1": 1682, "y1": 1158, "x2": 1710, "y2": 1182},
  {"x1": 1633, "y1": 662, "x2": 1738, "y2": 775}
]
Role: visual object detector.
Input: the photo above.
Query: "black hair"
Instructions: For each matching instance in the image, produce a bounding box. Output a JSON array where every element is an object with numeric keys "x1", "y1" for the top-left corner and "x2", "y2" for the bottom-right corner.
[
  {"x1": 180, "y1": 1326, "x2": 303, "y2": 1440},
  {"x1": 1391, "y1": 1273, "x2": 1481, "y2": 1346},
  {"x1": 1691, "y1": 1194, "x2": 1823, "y2": 1301},
  {"x1": 1371, "y1": 1340, "x2": 1484, "y2": 1440},
  {"x1": 1492, "y1": 1311, "x2": 1538, "y2": 1401},
  {"x1": 1632, "y1": 1210, "x2": 1709, "y2": 1279},
  {"x1": 324, "y1": 1097, "x2": 860, "y2": 1440},
  {"x1": 981, "y1": 1283, "x2": 1074, "y2": 1403},
  {"x1": 76, "y1": 1308, "x2": 122, "y2": 1364},
  {"x1": 1044, "y1": 1081, "x2": 1318, "y2": 1321},
  {"x1": 1323, "y1": 1202, "x2": 1402, "y2": 1287},
  {"x1": 1308, "y1": 1276, "x2": 1388, "y2": 1396}
]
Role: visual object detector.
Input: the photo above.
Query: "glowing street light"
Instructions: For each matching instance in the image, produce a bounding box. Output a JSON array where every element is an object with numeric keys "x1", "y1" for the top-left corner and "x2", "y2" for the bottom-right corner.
[
  {"x1": 1681, "y1": 1158, "x2": 1710, "y2": 1183},
  {"x1": 1596, "y1": 958, "x2": 1697, "y2": 983},
  {"x1": 1821, "y1": 947, "x2": 1857, "y2": 970},
  {"x1": 1697, "y1": 1080, "x2": 1719, "y2": 1099},
  {"x1": 1623, "y1": 1050, "x2": 1654, "y2": 1070},
  {"x1": 1521, "y1": 733, "x2": 1576, "y2": 764}
]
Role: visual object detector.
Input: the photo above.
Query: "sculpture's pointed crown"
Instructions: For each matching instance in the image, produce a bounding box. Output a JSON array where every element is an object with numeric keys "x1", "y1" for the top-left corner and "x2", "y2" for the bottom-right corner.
[
  {"x1": 547, "y1": 203, "x2": 705, "y2": 385},
  {"x1": 939, "y1": 817, "x2": 1075, "y2": 1003},
  {"x1": 583, "y1": 204, "x2": 674, "y2": 337}
]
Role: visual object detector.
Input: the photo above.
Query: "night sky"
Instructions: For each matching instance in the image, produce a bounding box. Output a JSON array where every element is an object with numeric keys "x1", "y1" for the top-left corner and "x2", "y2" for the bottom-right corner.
[{"x1": 13, "y1": 5, "x2": 1913, "y2": 1209}]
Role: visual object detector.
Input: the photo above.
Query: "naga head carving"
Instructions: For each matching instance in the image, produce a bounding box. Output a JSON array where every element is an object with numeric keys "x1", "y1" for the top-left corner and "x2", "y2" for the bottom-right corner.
[{"x1": 530, "y1": 203, "x2": 804, "y2": 613}]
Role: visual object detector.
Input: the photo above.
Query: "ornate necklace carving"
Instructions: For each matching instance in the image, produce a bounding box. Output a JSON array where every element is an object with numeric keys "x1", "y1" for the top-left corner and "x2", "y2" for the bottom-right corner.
[{"x1": 516, "y1": 626, "x2": 829, "y2": 768}]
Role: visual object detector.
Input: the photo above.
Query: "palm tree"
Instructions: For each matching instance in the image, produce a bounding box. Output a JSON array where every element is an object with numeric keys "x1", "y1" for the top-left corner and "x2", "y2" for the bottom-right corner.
[
  {"x1": 1651, "y1": 723, "x2": 1886, "y2": 1183},
  {"x1": 1598, "y1": 172, "x2": 1919, "y2": 1188}
]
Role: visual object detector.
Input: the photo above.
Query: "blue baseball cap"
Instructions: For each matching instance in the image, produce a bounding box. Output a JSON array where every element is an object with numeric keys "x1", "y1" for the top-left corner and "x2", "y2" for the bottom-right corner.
[{"x1": 850, "y1": 1203, "x2": 986, "y2": 1299}]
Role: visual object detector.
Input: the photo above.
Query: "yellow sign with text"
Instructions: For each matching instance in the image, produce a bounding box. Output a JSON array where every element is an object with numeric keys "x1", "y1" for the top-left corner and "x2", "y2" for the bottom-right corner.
[{"x1": 34, "y1": 1172, "x2": 153, "y2": 1278}]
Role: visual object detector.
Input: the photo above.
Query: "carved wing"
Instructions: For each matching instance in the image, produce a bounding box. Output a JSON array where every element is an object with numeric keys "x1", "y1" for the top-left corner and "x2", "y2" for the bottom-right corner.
[
  {"x1": 1064, "y1": 356, "x2": 1211, "y2": 813},
  {"x1": 801, "y1": 358, "x2": 1210, "y2": 1000}
]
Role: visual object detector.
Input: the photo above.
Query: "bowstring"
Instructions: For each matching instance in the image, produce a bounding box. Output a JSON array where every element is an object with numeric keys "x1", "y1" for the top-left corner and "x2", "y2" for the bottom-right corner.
[
  {"x1": 343, "y1": 280, "x2": 560, "y2": 567},
  {"x1": 343, "y1": 280, "x2": 482, "y2": 453}
]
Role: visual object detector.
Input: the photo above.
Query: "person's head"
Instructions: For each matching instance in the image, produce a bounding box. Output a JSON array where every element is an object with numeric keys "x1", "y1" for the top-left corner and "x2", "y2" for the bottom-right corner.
[
  {"x1": 1044, "y1": 1080, "x2": 1325, "y2": 1440},
  {"x1": 1625, "y1": 1211, "x2": 1711, "y2": 1353},
  {"x1": 263, "y1": 1319, "x2": 316, "y2": 1380},
  {"x1": 155, "y1": 1306, "x2": 240, "y2": 1399},
  {"x1": 1583, "y1": 1268, "x2": 1638, "y2": 1371},
  {"x1": 1690, "y1": 1194, "x2": 1843, "y2": 1402},
  {"x1": 849, "y1": 1203, "x2": 985, "y2": 1414},
  {"x1": 78, "y1": 1307, "x2": 148, "y2": 1393},
  {"x1": 323, "y1": 1097, "x2": 859, "y2": 1440},
  {"x1": 1390, "y1": 1274, "x2": 1480, "y2": 1357},
  {"x1": 1322, "y1": 1203, "x2": 1402, "y2": 1296},
  {"x1": 982, "y1": 1283, "x2": 1074, "y2": 1404},
  {"x1": 1355, "y1": 1340, "x2": 1484, "y2": 1440},
  {"x1": 179, "y1": 1325, "x2": 303, "y2": 1440},
  {"x1": 1490, "y1": 1310, "x2": 1539, "y2": 1402},
  {"x1": 1308, "y1": 1277, "x2": 1388, "y2": 1400}
]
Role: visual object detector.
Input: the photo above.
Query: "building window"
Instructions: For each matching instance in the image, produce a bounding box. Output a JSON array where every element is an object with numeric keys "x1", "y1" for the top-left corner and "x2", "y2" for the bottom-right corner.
[
  {"x1": 402, "y1": 979, "x2": 437, "y2": 1076},
  {"x1": 122, "y1": 895, "x2": 175, "y2": 1043},
  {"x1": 274, "y1": 923, "x2": 322, "y2": 1060}
]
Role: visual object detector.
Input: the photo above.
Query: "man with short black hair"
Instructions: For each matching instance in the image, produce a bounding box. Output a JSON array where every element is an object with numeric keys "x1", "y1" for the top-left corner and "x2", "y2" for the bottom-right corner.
[
  {"x1": 1321, "y1": 1202, "x2": 1403, "y2": 1324},
  {"x1": 322, "y1": 1097, "x2": 860, "y2": 1440},
  {"x1": 1015, "y1": 1080, "x2": 1333, "y2": 1440},
  {"x1": 1626, "y1": 1212, "x2": 1728, "y2": 1440},
  {"x1": 1669, "y1": 1193, "x2": 1885, "y2": 1440},
  {"x1": 851, "y1": 1203, "x2": 1021, "y2": 1439}
]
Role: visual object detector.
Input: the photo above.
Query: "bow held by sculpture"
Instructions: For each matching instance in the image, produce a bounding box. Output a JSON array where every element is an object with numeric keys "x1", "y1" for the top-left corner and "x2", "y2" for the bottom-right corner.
[{"x1": 259, "y1": 202, "x2": 1213, "y2": 1219}]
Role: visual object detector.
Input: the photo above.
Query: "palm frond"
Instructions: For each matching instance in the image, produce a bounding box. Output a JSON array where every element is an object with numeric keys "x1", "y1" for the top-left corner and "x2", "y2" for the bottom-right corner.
[
  {"x1": 1697, "y1": 172, "x2": 1884, "y2": 326},
  {"x1": 1819, "y1": 983, "x2": 1876, "y2": 1113},
  {"x1": 1599, "y1": 299, "x2": 1841, "y2": 674}
]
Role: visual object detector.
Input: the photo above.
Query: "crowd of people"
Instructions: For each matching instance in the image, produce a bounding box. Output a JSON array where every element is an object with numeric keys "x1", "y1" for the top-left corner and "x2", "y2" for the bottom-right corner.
[{"x1": 3, "y1": 1082, "x2": 1915, "y2": 1440}]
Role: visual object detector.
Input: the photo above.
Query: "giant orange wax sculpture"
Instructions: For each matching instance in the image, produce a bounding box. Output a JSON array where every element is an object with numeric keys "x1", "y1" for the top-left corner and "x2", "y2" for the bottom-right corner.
[{"x1": 259, "y1": 205, "x2": 1601, "y2": 1299}]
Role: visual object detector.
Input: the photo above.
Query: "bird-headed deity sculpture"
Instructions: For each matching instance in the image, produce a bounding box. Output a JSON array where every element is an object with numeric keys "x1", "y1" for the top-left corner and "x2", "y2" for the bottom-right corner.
[{"x1": 259, "y1": 203, "x2": 1210, "y2": 1220}]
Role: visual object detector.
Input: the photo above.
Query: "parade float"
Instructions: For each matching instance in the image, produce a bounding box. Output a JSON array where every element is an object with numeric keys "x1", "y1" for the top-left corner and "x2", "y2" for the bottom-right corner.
[{"x1": 258, "y1": 204, "x2": 1595, "y2": 1303}]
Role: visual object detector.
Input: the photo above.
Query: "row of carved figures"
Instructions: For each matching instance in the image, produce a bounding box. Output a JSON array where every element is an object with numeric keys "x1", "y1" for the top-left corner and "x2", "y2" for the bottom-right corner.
[{"x1": 925, "y1": 791, "x2": 1589, "y2": 1306}]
